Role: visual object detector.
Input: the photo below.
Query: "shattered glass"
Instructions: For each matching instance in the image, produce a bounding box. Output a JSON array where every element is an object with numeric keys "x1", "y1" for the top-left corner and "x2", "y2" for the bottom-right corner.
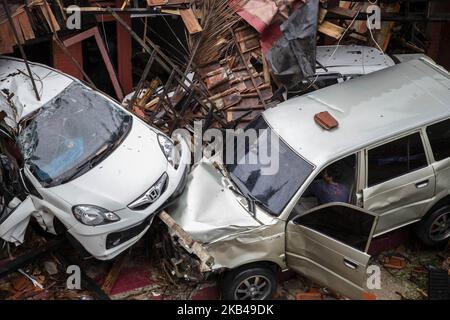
[{"x1": 17, "y1": 82, "x2": 132, "y2": 187}]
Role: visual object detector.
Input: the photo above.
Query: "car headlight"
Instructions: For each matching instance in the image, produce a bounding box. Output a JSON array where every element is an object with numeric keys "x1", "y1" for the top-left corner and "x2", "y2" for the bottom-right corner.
[
  {"x1": 158, "y1": 134, "x2": 180, "y2": 168},
  {"x1": 72, "y1": 205, "x2": 120, "y2": 226},
  {"x1": 128, "y1": 172, "x2": 168, "y2": 210}
]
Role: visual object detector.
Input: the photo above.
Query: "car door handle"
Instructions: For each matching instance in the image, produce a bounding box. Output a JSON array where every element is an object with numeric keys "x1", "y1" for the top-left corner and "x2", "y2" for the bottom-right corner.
[
  {"x1": 415, "y1": 180, "x2": 429, "y2": 189},
  {"x1": 343, "y1": 258, "x2": 358, "y2": 270}
]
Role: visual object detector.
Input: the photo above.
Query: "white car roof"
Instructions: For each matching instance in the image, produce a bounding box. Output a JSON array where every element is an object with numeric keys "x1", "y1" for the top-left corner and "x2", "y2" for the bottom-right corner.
[
  {"x1": 316, "y1": 45, "x2": 395, "y2": 75},
  {"x1": 0, "y1": 56, "x2": 73, "y2": 126},
  {"x1": 264, "y1": 58, "x2": 450, "y2": 167}
]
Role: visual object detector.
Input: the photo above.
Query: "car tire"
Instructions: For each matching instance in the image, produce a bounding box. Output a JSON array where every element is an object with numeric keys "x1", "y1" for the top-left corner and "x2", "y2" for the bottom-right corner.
[
  {"x1": 416, "y1": 205, "x2": 450, "y2": 246},
  {"x1": 221, "y1": 264, "x2": 277, "y2": 300}
]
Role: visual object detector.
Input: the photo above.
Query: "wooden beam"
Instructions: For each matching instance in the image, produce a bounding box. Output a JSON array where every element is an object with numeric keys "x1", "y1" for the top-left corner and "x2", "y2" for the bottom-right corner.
[
  {"x1": 180, "y1": 8, "x2": 203, "y2": 34},
  {"x1": 318, "y1": 21, "x2": 345, "y2": 39},
  {"x1": 116, "y1": 0, "x2": 133, "y2": 95},
  {"x1": 62, "y1": 27, "x2": 124, "y2": 101},
  {"x1": 93, "y1": 27, "x2": 124, "y2": 101}
]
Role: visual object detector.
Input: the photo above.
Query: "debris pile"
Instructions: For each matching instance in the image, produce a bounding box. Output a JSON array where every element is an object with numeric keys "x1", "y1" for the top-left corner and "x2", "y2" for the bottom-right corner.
[{"x1": 116, "y1": 0, "x2": 444, "y2": 134}]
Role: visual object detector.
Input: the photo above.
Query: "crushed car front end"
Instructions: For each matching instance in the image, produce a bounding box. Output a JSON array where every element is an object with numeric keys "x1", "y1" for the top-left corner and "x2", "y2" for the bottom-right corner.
[{"x1": 0, "y1": 57, "x2": 191, "y2": 260}]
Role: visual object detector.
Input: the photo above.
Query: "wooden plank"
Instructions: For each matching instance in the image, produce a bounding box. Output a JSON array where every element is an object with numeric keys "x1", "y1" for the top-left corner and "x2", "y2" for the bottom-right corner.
[
  {"x1": 180, "y1": 8, "x2": 202, "y2": 34},
  {"x1": 161, "y1": 9, "x2": 180, "y2": 15},
  {"x1": 318, "y1": 21, "x2": 345, "y2": 39},
  {"x1": 17, "y1": 10, "x2": 35, "y2": 41},
  {"x1": 349, "y1": 32, "x2": 367, "y2": 42},
  {"x1": 375, "y1": 3, "x2": 401, "y2": 51},
  {"x1": 39, "y1": 2, "x2": 61, "y2": 32},
  {"x1": 158, "y1": 211, "x2": 214, "y2": 272},
  {"x1": 101, "y1": 255, "x2": 126, "y2": 295},
  {"x1": 0, "y1": 21, "x2": 15, "y2": 54},
  {"x1": 327, "y1": 6, "x2": 356, "y2": 19},
  {"x1": 147, "y1": 0, "x2": 168, "y2": 6},
  {"x1": 94, "y1": 27, "x2": 124, "y2": 100},
  {"x1": 167, "y1": 0, "x2": 191, "y2": 4},
  {"x1": 116, "y1": 0, "x2": 132, "y2": 95},
  {"x1": 318, "y1": 8, "x2": 327, "y2": 24}
]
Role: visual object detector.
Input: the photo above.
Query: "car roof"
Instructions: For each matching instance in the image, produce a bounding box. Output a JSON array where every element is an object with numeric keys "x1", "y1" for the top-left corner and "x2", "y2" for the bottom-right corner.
[
  {"x1": 0, "y1": 56, "x2": 73, "y2": 122},
  {"x1": 316, "y1": 45, "x2": 395, "y2": 75},
  {"x1": 264, "y1": 58, "x2": 450, "y2": 167}
]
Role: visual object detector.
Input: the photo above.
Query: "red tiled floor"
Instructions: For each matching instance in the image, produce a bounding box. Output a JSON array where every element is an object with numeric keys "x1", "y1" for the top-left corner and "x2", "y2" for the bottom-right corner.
[{"x1": 110, "y1": 257, "x2": 156, "y2": 296}]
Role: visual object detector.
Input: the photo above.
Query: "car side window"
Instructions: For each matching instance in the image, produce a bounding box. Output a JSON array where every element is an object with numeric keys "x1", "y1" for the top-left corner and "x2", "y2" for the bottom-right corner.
[
  {"x1": 293, "y1": 204, "x2": 375, "y2": 251},
  {"x1": 290, "y1": 154, "x2": 356, "y2": 217},
  {"x1": 367, "y1": 132, "x2": 428, "y2": 187},
  {"x1": 426, "y1": 118, "x2": 450, "y2": 162}
]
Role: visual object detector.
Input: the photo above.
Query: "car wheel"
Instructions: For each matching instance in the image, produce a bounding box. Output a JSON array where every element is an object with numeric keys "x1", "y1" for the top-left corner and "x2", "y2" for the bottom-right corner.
[
  {"x1": 222, "y1": 265, "x2": 277, "y2": 300},
  {"x1": 416, "y1": 205, "x2": 450, "y2": 246}
]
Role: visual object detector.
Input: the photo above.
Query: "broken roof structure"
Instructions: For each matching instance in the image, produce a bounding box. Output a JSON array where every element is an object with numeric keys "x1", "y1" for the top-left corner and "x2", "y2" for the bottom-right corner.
[{"x1": 0, "y1": 0, "x2": 60, "y2": 54}]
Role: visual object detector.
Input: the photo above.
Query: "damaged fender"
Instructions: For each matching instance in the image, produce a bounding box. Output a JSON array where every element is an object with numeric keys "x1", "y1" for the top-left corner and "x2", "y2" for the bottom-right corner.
[{"x1": 0, "y1": 197, "x2": 36, "y2": 245}]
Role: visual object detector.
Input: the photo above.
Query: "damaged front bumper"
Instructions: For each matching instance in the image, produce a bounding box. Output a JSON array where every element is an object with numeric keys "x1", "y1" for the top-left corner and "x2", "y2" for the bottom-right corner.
[{"x1": 158, "y1": 211, "x2": 215, "y2": 279}]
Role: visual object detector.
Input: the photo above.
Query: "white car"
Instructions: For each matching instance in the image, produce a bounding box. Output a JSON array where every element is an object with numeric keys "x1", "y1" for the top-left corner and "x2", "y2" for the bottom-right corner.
[
  {"x1": 290, "y1": 45, "x2": 434, "y2": 97},
  {"x1": 0, "y1": 56, "x2": 190, "y2": 260}
]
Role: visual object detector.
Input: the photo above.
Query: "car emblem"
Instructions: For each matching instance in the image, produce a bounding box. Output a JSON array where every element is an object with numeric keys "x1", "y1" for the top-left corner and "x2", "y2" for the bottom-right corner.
[{"x1": 146, "y1": 187, "x2": 160, "y2": 203}]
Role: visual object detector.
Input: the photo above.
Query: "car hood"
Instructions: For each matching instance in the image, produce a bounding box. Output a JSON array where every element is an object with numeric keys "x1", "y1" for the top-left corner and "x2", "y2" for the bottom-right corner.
[
  {"x1": 169, "y1": 161, "x2": 267, "y2": 244},
  {"x1": 48, "y1": 119, "x2": 168, "y2": 211}
]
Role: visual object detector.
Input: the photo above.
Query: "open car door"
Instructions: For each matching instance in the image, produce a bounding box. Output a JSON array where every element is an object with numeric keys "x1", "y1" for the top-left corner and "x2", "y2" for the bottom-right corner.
[{"x1": 286, "y1": 203, "x2": 379, "y2": 300}]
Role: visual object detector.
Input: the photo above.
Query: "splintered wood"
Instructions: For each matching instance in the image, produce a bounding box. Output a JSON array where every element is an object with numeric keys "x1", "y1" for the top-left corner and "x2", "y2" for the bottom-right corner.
[
  {"x1": 180, "y1": 8, "x2": 203, "y2": 34},
  {"x1": 0, "y1": 0, "x2": 60, "y2": 54},
  {"x1": 101, "y1": 255, "x2": 126, "y2": 296},
  {"x1": 318, "y1": 21, "x2": 345, "y2": 39}
]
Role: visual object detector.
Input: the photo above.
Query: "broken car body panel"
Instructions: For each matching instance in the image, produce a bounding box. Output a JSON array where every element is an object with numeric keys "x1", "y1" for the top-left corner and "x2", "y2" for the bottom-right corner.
[
  {"x1": 316, "y1": 45, "x2": 395, "y2": 76},
  {"x1": 169, "y1": 159, "x2": 287, "y2": 270}
]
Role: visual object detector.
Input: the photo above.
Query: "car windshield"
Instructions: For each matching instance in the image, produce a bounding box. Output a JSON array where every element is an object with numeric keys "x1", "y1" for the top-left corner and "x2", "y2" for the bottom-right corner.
[
  {"x1": 18, "y1": 82, "x2": 132, "y2": 187},
  {"x1": 225, "y1": 115, "x2": 314, "y2": 216}
]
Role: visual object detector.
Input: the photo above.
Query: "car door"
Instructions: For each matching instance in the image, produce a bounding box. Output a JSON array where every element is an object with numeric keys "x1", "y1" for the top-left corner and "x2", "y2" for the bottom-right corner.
[
  {"x1": 361, "y1": 131, "x2": 436, "y2": 235},
  {"x1": 286, "y1": 203, "x2": 378, "y2": 300},
  {"x1": 425, "y1": 118, "x2": 450, "y2": 204}
]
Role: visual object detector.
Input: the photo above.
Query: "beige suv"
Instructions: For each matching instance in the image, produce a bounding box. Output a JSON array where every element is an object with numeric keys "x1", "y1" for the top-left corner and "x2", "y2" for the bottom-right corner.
[{"x1": 163, "y1": 58, "x2": 450, "y2": 300}]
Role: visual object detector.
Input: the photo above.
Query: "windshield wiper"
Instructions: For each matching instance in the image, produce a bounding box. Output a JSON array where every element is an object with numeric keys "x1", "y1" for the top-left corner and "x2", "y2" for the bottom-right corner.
[
  {"x1": 246, "y1": 192, "x2": 275, "y2": 216},
  {"x1": 215, "y1": 162, "x2": 269, "y2": 219},
  {"x1": 79, "y1": 142, "x2": 113, "y2": 169},
  {"x1": 59, "y1": 142, "x2": 113, "y2": 184}
]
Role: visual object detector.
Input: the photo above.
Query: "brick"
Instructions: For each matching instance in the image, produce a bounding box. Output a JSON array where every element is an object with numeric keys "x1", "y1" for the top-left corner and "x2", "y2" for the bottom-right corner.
[{"x1": 296, "y1": 292, "x2": 323, "y2": 300}]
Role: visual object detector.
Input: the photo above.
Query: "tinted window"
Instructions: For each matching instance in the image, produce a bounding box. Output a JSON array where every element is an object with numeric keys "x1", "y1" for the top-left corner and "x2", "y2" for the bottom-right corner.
[
  {"x1": 427, "y1": 118, "x2": 450, "y2": 161},
  {"x1": 226, "y1": 116, "x2": 314, "y2": 216},
  {"x1": 294, "y1": 204, "x2": 375, "y2": 251},
  {"x1": 368, "y1": 133, "x2": 427, "y2": 187}
]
